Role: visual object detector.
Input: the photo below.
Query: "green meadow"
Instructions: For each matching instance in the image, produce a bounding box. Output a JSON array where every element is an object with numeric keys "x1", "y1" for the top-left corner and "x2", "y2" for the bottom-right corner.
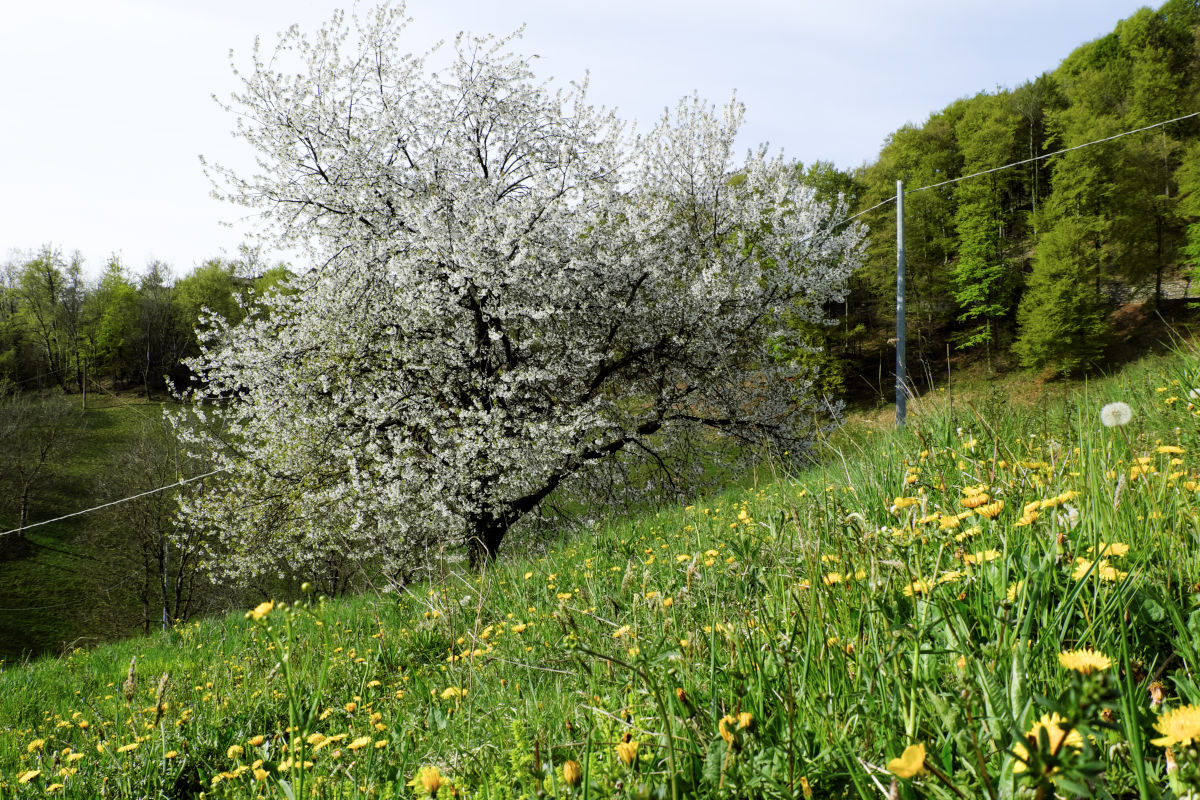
[{"x1": 6, "y1": 349, "x2": 1200, "y2": 798}]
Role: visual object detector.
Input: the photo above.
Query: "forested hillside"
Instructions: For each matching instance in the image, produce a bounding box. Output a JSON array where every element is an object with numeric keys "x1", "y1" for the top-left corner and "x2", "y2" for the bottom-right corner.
[
  {"x1": 0, "y1": 247, "x2": 289, "y2": 398},
  {"x1": 822, "y1": 0, "x2": 1200, "y2": 393}
]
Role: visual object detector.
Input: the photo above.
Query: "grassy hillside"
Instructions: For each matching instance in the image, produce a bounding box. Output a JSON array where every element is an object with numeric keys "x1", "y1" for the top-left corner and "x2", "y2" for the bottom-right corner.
[
  {"x1": 0, "y1": 397, "x2": 180, "y2": 661},
  {"x1": 5, "y1": 348, "x2": 1200, "y2": 798}
]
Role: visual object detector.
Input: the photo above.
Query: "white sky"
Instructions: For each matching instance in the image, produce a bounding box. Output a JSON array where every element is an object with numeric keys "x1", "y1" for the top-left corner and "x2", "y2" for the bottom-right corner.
[{"x1": 1, "y1": 0, "x2": 1155, "y2": 278}]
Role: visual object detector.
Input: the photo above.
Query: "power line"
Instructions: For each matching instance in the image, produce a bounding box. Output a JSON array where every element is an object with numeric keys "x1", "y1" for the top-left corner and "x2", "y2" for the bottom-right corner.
[
  {"x1": 837, "y1": 109, "x2": 1200, "y2": 221},
  {"x1": 0, "y1": 468, "x2": 226, "y2": 539},
  {"x1": 910, "y1": 110, "x2": 1200, "y2": 195}
]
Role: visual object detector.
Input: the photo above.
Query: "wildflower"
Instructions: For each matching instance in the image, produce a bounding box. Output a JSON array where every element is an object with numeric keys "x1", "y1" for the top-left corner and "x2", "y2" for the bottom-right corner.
[
  {"x1": 615, "y1": 739, "x2": 639, "y2": 765},
  {"x1": 248, "y1": 735, "x2": 265, "y2": 747},
  {"x1": 1073, "y1": 558, "x2": 1127, "y2": 582},
  {"x1": 737, "y1": 711, "x2": 754, "y2": 731},
  {"x1": 563, "y1": 759, "x2": 583, "y2": 787},
  {"x1": 117, "y1": 742, "x2": 139, "y2": 753},
  {"x1": 347, "y1": 736, "x2": 372, "y2": 751},
  {"x1": 27, "y1": 738, "x2": 45, "y2": 753},
  {"x1": 440, "y1": 687, "x2": 466, "y2": 700},
  {"x1": 799, "y1": 776, "x2": 813, "y2": 797},
  {"x1": 962, "y1": 493, "x2": 990, "y2": 509},
  {"x1": 887, "y1": 743, "x2": 926, "y2": 779},
  {"x1": 892, "y1": 496, "x2": 918, "y2": 510},
  {"x1": 1152, "y1": 705, "x2": 1200, "y2": 747},
  {"x1": 1015, "y1": 510, "x2": 1038, "y2": 527},
  {"x1": 1058, "y1": 648, "x2": 1111, "y2": 675},
  {"x1": 46, "y1": 784, "x2": 63, "y2": 793},
  {"x1": 164, "y1": 750, "x2": 178, "y2": 759},
  {"x1": 1158, "y1": 445, "x2": 1185, "y2": 454},
  {"x1": 718, "y1": 714, "x2": 738, "y2": 745},
  {"x1": 903, "y1": 579, "x2": 933, "y2": 597},
  {"x1": 1100, "y1": 402, "x2": 1133, "y2": 428},
  {"x1": 557, "y1": 592, "x2": 573, "y2": 601},
  {"x1": 976, "y1": 500, "x2": 1004, "y2": 519},
  {"x1": 1012, "y1": 712, "x2": 1083, "y2": 773},
  {"x1": 1150, "y1": 681, "x2": 1166, "y2": 709},
  {"x1": 407, "y1": 765, "x2": 448, "y2": 797},
  {"x1": 247, "y1": 601, "x2": 275, "y2": 621},
  {"x1": 227, "y1": 744, "x2": 244, "y2": 759},
  {"x1": 1089, "y1": 541, "x2": 1129, "y2": 557},
  {"x1": 964, "y1": 549, "x2": 1000, "y2": 565}
]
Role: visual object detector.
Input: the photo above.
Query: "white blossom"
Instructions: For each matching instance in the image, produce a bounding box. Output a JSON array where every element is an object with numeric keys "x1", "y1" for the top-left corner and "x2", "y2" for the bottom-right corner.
[{"x1": 174, "y1": 3, "x2": 866, "y2": 582}]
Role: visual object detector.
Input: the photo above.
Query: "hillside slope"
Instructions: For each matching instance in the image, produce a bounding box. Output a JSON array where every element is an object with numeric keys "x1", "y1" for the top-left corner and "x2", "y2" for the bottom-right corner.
[{"x1": 4, "y1": 346, "x2": 1200, "y2": 798}]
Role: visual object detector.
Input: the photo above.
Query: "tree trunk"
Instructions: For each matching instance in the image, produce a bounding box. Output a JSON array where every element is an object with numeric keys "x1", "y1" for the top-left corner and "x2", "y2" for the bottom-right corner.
[{"x1": 467, "y1": 512, "x2": 509, "y2": 570}]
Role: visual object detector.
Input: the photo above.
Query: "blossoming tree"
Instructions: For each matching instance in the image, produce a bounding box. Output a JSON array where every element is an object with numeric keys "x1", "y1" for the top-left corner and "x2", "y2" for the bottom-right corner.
[{"x1": 176, "y1": 5, "x2": 866, "y2": 580}]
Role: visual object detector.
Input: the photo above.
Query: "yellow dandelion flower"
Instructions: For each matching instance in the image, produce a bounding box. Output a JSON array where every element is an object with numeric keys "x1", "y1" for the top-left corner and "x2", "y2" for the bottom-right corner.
[
  {"x1": 563, "y1": 759, "x2": 583, "y2": 787},
  {"x1": 117, "y1": 742, "x2": 139, "y2": 753},
  {"x1": 440, "y1": 686, "x2": 466, "y2": 700},
  {"x1": 557, "y1": 592, "x2": 573, "y2": 601},
  {"x1": 719, "y1": 714, "x2": 738, "y2": 745},
  {"x1": 962, "y1": 493, "x2": 990, "y2": 509},
  {"x1": 1152, "y1": 705, "x2": 1200, "y2": 747},
  {"x1": 246, "y1": 600, "x2": 275, "y2": 621},
  {"x1": 227, "y1": 744, "x2": 244, "y2": 759},
  {"x1": 737, "y1": 711, "x2": 754, "y2": 731},
  {"x1": 248, "y1": 735, "x2": 265, "y2": 747},
  {"x1": 26, "y1": 738, "x2": 45, "y2": 753},
  {"x1": 1057, "y1": 648, "x2": 1111, "y2": 675},
  {"x1": 892, "y1": 496, "x2": 918, "y2": 510},
  {"x1": 347, "y1": 736, "x2": 372, "y2": 751},
  {"x1": 1089, "y1": 541, "x2": 1129, "y2": 558},
  {"x1": 903, "y1": 579, "x2": 933, "y2": 597},
  {"x1": 407, "y1": 765, "x2": 448, "y2": 796},
  {"x1": 976, "y1": 500, "x2": 1004, "y2": 519},
  {"x1": 1158, "y1": 445, "x2": 1185, "y2": 455},
  {"x1": 1012, "y1": 712, "x2": 1083, "y2": 773},
  {"x1": 615, "y1": 740, "x2": 639, "y2": 765},
  {"x1": 822, "y1": 572, "x2": 843, "y2": 586},
  {"x1": 18, "y1": 770, "x2": 40, "y2": 784},
  {"x1": 887, "y1": 743, "x2": 926, "y2": 779}
]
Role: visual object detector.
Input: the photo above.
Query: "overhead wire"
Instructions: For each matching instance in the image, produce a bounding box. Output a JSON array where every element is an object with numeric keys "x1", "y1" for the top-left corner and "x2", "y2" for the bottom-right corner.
[
  {"x1": 0, "y1": 468, "x2": 226, "y2": 539},
  {"x1": 827, "y1": 109, "x2": 1200, "y2": 228}
]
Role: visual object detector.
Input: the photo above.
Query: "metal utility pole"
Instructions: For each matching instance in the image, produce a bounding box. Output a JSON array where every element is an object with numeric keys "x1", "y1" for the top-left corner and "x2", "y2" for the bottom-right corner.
[{"x1": 895, "y1": 180, "x2": 907, "y2": 427}]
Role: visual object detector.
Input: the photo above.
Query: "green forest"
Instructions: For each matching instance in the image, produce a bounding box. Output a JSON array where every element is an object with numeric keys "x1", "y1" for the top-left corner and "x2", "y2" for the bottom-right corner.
[{"x1": 821, "y1": 0, "x2": 1200, "y2": 392}]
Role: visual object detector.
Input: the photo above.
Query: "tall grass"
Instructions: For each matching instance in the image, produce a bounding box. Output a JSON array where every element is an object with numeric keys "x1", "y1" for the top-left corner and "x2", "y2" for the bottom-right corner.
[{"x1": 5, "y1": 349, "x2": 1200, "y2": 797}]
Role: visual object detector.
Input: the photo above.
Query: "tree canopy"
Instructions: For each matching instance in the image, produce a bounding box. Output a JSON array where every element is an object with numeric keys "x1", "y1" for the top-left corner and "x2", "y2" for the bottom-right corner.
[{"x1": 174, "y1": 5, "x2": 865, "y2": 579}]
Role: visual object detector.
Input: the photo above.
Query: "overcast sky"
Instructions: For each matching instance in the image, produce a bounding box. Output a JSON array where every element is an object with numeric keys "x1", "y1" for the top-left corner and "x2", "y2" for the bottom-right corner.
[{"x1": 2, "y1": 0, "x2": 1155, "y2": 278}]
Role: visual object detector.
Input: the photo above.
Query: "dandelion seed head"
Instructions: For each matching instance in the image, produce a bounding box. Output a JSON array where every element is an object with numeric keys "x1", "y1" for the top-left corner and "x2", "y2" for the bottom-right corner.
[{"x1": 1100, "y1": 402, "x2": 1133, "y2": 428}]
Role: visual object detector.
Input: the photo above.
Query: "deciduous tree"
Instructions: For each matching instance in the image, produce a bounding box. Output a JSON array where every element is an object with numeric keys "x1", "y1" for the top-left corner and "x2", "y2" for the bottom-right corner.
[{"x1": 175, "y1": 5, "x2": 865, "y2": 579}]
